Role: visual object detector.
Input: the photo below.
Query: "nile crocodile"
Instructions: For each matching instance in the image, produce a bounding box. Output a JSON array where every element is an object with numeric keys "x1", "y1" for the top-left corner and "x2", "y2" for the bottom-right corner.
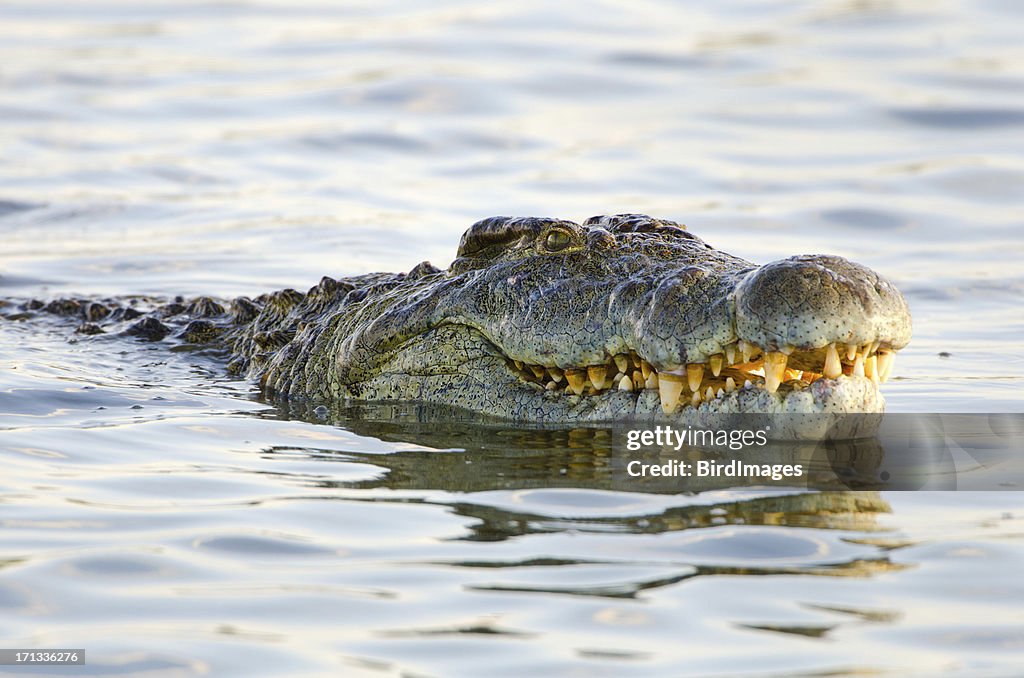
[{"x1": 12, "y1": 214, "x2": 911, "y2": 422}]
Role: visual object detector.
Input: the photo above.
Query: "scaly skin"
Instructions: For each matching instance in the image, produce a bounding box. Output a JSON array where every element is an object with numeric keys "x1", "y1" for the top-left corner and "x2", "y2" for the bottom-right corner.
[{"x1": 14, "y1": 215, "x2": 912, "y2": 423}]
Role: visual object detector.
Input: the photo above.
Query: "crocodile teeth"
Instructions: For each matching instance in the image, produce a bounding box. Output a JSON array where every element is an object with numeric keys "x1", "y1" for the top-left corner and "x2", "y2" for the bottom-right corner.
[
  {"x1": 763, "y1": 351, "x2": 788, "y2": 394},
  {"x1": 852, "y1": 352, "x2": 865, "y2": 378},
  {"x1": 514, "y1": 360, "x2": 524, "y2": 371},
  {"x1": 645, "y1": 372, "x2": 659, "y2": 390},
  {"x1": 546, "y1": 381, "x2": 559, "y2": 391},
  {"x1": 740, "y1": 340, "x2": 755, "y2": 362},
  {"x1": 725, "y1": 344, "x2": 737, "y2": 364},
  {"x1": 865, "y1": 354, "x2": 879, "y2": 385},
  {"x1": 823, "y1": 342, "x2": 842, "y2": 379},
  {"x1": 632, "y1": 370, "x2": 645, "y2": 390},
  {"x1": 659, "y1": 373, "x2": 685, "y2": 413},
  {"x1": 565, "y1": 369, "x2": 586, "y2": 395},
  {"x1": 687, "y1": 364, "x2": 704, "y2": 392},
  {"x1": 548, "y1": 366, "x2": 563, "y2": 383},
  {"x1": 709, "y1": 354, "x2": 723, "y2": 377},
  {"x1": 705, "y1": 385, "x2": 715, "y2": 401},
  {"x1": 846, "y1": 343, "x2": 858, "y2": 361},
  {"x1": 588, "y1": 365, "x2": 608, "y2": 390},
  {"x1": 641, "y1": 360, "x2": 653, "y2": 380},
  {"x1": 725, "y1": 376, "x2": 736, "y2": 393},
  {"x1": 877, "y1": 350, "x2": 894, "y2": 383},
  {"x1": 531, "y1": 365, "x2": 546, "y2": 379},
  {"x1": 618, "y1": 374, "x2": 633, "y2": 391},
  {"x1": 691, "y1": 391, "x2": 701, "y2": 408},
  {"x1": 614, "y1": 354, "x2": 629, "y2": 374}
]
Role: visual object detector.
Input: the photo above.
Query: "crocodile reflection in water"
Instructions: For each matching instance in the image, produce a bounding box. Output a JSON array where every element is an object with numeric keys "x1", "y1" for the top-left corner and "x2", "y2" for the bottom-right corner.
[{"x1": 258, "y1": 402, "x2": 902, "y2": 586}]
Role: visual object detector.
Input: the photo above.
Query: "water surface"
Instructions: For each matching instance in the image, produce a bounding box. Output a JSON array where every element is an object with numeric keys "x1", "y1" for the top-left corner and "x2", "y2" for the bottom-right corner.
[{"x1": 1, "y1": 1, "x2": 1023, "y2": 676}]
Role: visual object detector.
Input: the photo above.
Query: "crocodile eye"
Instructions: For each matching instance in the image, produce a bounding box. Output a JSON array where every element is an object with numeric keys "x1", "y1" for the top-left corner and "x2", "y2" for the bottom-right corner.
[{"x1": 543, "y1": 229, "x2": 573, "y2": 253}]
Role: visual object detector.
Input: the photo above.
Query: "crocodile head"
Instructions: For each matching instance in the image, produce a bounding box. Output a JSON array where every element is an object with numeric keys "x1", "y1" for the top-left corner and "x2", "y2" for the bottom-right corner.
[{"x1": 263, "y1": 214, "x2": 911, "y2": 422}]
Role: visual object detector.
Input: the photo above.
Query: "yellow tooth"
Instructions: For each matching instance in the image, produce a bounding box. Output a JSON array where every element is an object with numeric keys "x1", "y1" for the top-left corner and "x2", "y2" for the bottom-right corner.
[
  {"x1": 725, "y1": 344, "x2": 737, "y2": 365},
  {"x1": 548, "y1": 366, "x2": 563, "y2": 383},
  {"x1": 705, "y1": 385, "x2": 715, "y2": 401},
  {"x1": 877, "y1": 351, "x2": 894, "y2": 383},
  {"x1": 846, "y1": 343, "x2": 858, "y2": 361},
  {"x1": 531, "y1": 365, "x2": 546, "y2": 379},
  {"x1": 853, "y1": 352, "x2": 865, "y2": 378},
  {"x1": 687, "y1": 364, "x2": 704, "y2": 392},
  {"x1": 566, "y1": 369, "x2": 586, "y2": 395},
  {"x1": 641, "y1": 360, "x2": 653, "y2": 380},
  {"x1": 781, "y1": 344, "x2": 795, "y2": 355},
  {"x1": 709, "y1": 354, "x2": 723, "y2": 377},
  {"x1": 763, "y1": 352, "x2": 788, "y2": 394},
  {"x1": 645, "y1": 372, "x2": 659, "y2": 390},
  {"x1": 691, "y1": 391, "x2": 701, "y2": 408},
  {"x1": 659, "y1": 373, "x2": 685, "y2": 413},
  {"x1": 632, "y1": 370, "x2": 645, "y2": 390},
  {"x1": 618, "y1": 374, "x2": 633, "y2": 391},
  {"x1": 546, "y1": 381, "x2": 558, "y2": 391},
  {"x1": 514, "y1": 360, "x2": 524, "y2": 371},
  {"x1": 740, "y1": 340, "x2": 755, "y2": 362},
  {"x1": 614, "y1": 354, "x2": 629, "y2": 374},
  {"x1": 588, "y1": 365, "x2": 608, "y2": 390},
  {"x1": 716, "y1": 387, "x2": 724, "y2": 399},
  {"x1": 865, "y1": 354, "x2": 879, "y2": 385},
  {"x1": 725, "y1": 377, "x2": 736, "y2": 393},
  {"x1": 823, "y1": 343, "x2": 842, "y2": 379}
]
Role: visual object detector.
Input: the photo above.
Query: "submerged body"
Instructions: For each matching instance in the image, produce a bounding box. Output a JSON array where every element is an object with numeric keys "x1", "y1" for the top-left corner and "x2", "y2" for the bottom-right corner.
[{"x1": 14, "y1": 215, "x2": 911, "y2": 423}]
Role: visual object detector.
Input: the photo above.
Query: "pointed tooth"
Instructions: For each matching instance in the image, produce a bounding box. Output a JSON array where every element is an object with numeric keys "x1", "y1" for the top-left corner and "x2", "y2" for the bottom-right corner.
[
  {"x1": 514, "y1": 360, "x2": 524, "y2": 371},
  {"x1": 846, "y1": 343, "x2": 858, "y2": 361},
  {"x1": 546, "y1": 381, "x2": 558, "y2": 391},
  {"x1": 658, "y1": 373, "x2": 684, "y2": 414},
  {"x1": 877, "y1": 351, "x2": 894, "y2": 383},
  {"x1": 691, "y1": 391, "x2": 701, "y2": 408},
  {"x1": 740, "y1": 340, "x2": 754, "y2": 362},
  {"x1": 709, "y1": 354, "x2": 723, "y2": 377},
  {"x1": 705, "y1": 385, "x2": 715, "y2": 401},
  {"x1": 632, "y1": 370, "x2": 645, "y2": 390},
  {"x1": 716, "y1": 387, "x2": 724, "y2": 399},
  {"x1": 548, "y1": 366, "x2": 563, "y2": 383},
  {"x1": 645, "y1": 372, "x2": 659, "y2": 390},
  {"x1": 725, "y1": 344, "x2": 737, "y2": 365},
  {"x1": 763, "y1": 352, "x2": 788, "y2": 394},
  {"x1": 865, "y1": 354, "x2": 879, "y2": 385},
  {"x1": 686, "y1": 364, "x2": 704, "y2": 392},
  {"x1": 588, "y1": 365, "x2": 608, "y2": 390},
  {"x1": 641, "y1": 360, "x2": 653, "y2": 380},
  {"x1": 725, "y1": 377, "x2": 736, "y2": 393},
  {"x1": 614, "y1": 354, "x2": 629, "y2": 374},
  {"x1": 565, "y1": 369, "x2": 586, "y2": 395},
  {"x1": 618, "y1": 374, "x2": 633, "y2": 391},
  {"x1": 744, "y1": 379, "x2": 753, "y2": 389},
  {"x1": 853, "y1": 352, "x2": 865, "y2": 378},
  {"x1": 823, "y1": 343, "x2": 842, "y2": 379},
  {"x1": 531, "y1": 365, "x2": 545, "y2": 379},
  {"x1": 780, "y1": 344, "x2": 795, "y2": 355}
]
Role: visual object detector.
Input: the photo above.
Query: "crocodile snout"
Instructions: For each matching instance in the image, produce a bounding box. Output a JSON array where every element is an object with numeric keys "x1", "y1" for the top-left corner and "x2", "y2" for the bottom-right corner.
[{"x1": 734, "y1": 254, "x2": 912, "y2": 353}]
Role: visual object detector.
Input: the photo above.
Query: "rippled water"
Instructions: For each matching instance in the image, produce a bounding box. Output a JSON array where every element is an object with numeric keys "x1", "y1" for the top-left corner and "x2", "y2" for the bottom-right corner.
[{"x1": 1, "y1": 1, "x2": 1023, "y2": 676}]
